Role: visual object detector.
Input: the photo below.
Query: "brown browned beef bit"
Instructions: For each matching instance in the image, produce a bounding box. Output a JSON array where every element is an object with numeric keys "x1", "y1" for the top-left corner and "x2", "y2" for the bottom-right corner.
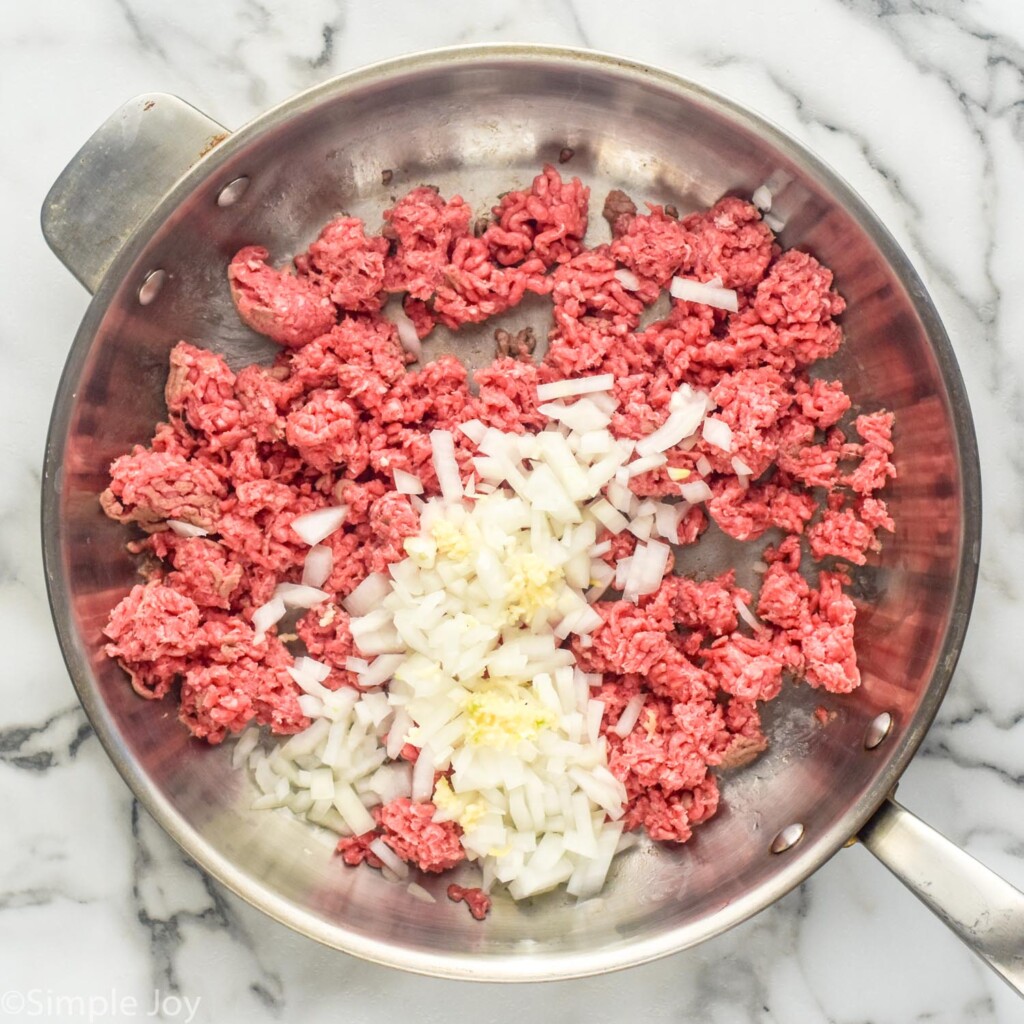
[
  {"x1": 494, "y1": 326, "x2": 537, "y2": 361},
  {"x1": 381, "y1": 168, "x2": 394, "y2": 185},
  {"x1": 664, "y1": 203, "x2": 680, "y2": 219},
  {"x1": 558, "y1": 146, "x2": 575, "y2": 164},
  {"x1": 602, "y1": 188, "x2": 637, "y2": 236}
]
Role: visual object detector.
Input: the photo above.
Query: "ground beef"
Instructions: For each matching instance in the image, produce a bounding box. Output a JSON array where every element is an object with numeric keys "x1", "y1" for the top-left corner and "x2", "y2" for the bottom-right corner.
[
  {"x1": 447, "y1": 884, "x2": 492, "y2": 920},
  {"x1": 844, "y1": 411, "x2": 897, "y2": 494},
  {"x1": 104, "y1": 582, "x2": 202, "y2": 689},
  {"x1": 383, "y1": 186, "x2": 473, "y2": 298},
  {"x1": 688, "y1": 196, "x2": 776, "y2": 291},
  {"x1": 294, "y1": 216, "x2": 389, "y2": 312},
  {"x1": 102, "y1": 168, "x2": 897, "y2": 903},
  {"x1": 377, "y1": 798, "x2": 466, "y2": 873},
  {"x1": 336, "y1": 831, "x2": 383, "y2": 868},
  {"x1": 228, "y1": 245, "x2": 337, "y2": 347},
  {"x1": 609, "y1": 203, "x2": 696, "y2": 292},
  {"x1": 155, "y1": 535, "x2": 244, "y2": 610},
  {"x1": 432, "y1": 238, "x2": 550, "y2": 329},
  {"x1": 295, "y1": 605, "x2": 361, "y2": 689},
  {"x1": 101, "y1": 448, "x2": 227, "y2": 530},
  {"x1": 483, "y1": 164, "x2": 589, "y2": 267},
  {"x1": 807, "y1": 503, "x2": 881, "y2": 565}
]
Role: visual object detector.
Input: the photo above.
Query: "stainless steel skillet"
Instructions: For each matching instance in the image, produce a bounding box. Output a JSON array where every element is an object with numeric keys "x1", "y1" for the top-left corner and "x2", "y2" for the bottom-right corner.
[{"x1": 40, "y1": 44, "x2": 1023, "y2": 986}]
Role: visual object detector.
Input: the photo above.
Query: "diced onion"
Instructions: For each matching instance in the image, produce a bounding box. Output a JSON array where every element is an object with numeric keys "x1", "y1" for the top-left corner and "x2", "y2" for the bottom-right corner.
[
  {"x1": 343, "y1": 573, "x2": 392, "y2": 617},
  {"x1": 612, "y1": 694, "x2": 646, "y2": 738},
  {"x1": 614, "y1": 268, "x2": 640, "y2": 291},
  {"x1": 407, "y1": 882, "x2": 435, "y2": 903},
  {"x1": 734, "y1": 596, "x2": 760, "y2": 631},
  {"x1": 370, "y1": 837, "x2": 410, "y2": 878},
  {"x1": 679, "y1": 479, "x2": 713, "y2": 504},
  {"x1": 458, "y1": 419, "x2": 487, "y2": 444},
  {"x1": 411, "y1": 746, "x2": 435, "y2": 802},
  {"x1": 291, "y1": 506, "x2": 347, "y2": 546},
  {"x1": 389, "y1": 301, "x2": 422, "y2": 360},
  {"x1": 653, "y1": 502, "x2": 682, "y2": 540},
  {"x1": 536, "y1": 374, "x2": 614, "y2": 401},
  {"x1": 695, "y1": 455, "x2": 712, "y2": 477},
  {"x1": 635, "y1": 386, "x2": 707, "y2": 458},
  {"x1": 252, "y1": 596, "x2": 286, "y2": 640},
  {"x1": 701, "y1": 417, "x2": 734, "y2": 453},
  {"x1": 274, "y1": 583, "x2": 330, "y2": 609},
  {"x1": 358, "y1": 653, "x2": 405, "y2": 689},
  {"x1": 430, "y1": 429, "x2": 463, "y2": 504},
  {"x1": 669, "y1": 276, "x2": 739, "y2": 312},
  {"x1": 294, "y1": 656, "x2": 331, "y2": 683},
  {"x1": 626, "y1": 453, "x2": 667, "y2": 478},
  {"x1": 301, "y1": 545, "x2": 333, "y2": 588},
  {"x1": 393, "y1": 469, "x2": 424, "y2": 495},
  {"x1": 167, "y1": 519, "x2": 208, "y2": 538},
  {"x1": 752, "y1": 185, "x2": 772, "y2": 212},
  {"x1": 731, "y1": 455, "x2": 753, "y2": 477}
]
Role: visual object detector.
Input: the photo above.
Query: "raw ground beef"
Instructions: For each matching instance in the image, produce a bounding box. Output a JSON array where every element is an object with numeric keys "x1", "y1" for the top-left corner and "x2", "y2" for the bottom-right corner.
[{"x1": 101, "y1": 165, "x2": 896, "y2": 904}]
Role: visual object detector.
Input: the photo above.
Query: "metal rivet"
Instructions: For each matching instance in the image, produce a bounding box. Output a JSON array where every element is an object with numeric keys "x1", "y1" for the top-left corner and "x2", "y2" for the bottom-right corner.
[
  {"x1": 217, "y1": 176, "x2": 250, "y2": 207},
  {"x1": 864, "y1": 711, "x2": 894, "y2": 750},
  {"x1": 138, "y1": 269, "x2": 166, "y2": 305},
  {"x1": 770, "y1": 823, "x2": 805, "y2": 854}
]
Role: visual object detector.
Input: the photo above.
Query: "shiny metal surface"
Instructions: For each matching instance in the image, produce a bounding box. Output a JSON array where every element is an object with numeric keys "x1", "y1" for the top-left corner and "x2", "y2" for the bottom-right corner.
[
  {"x1": 42, "y1": 93, "x2": 225, "y2": 292},
  {"x1": 859, "y1": 799, "x2": 1024, "y2": 993},
  {"x1": 42, "y1": 45, "x2": 986, "y2": 981}
]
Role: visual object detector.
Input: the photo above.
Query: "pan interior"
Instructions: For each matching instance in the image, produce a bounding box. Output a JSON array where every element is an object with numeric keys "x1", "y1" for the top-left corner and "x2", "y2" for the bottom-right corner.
[{"x1": 46, "y1": 49, "x2": 975, "y2": 978}]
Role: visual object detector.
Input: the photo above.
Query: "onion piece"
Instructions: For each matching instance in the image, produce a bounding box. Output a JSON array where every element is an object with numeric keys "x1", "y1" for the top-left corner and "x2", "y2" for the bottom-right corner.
[
  {"x1": 393, "y1": 469, "x2": 424, "y2": 495},
  {"x1": 731, "y1": 455, "x2": 753, "y2": 477},
  {"x1": 669, "y1": 276, "x2": 739, "y2": 312},
  {"x1": 274, "y1": 582, "x2": 330, "y2": 609},
  {"x1": 388, "y1": 300, "x2": 422, "y2": 360},
  {"x1": 695, "y1": 455, "x2": 712, "y2": 477},
  {"x1": 679, "y1": 479, "x2": 713, "y2": 504},
  {"x1": 612, "y1": 694, "x2": 646, "y2": 738},
  {"x1": 411, "y1": 746, "x2": 436, "y2": 801},
  {"x1": 167, "y1": 519, "x2": 208, "y2": 538},
  {"x1": 370, "y1": 837, "x2": 410, "y2": 878},
  {"x1": 536, "y1": 374, "x2": 614, "y2": 401},
  {"x1": 430, "y1": 429, "x2": 463, "y2": 504},
  {"x1": 343, "y1": 573, "x2": 392, "y2": 617},
  {"x1": 294, "y1": 656, "x2": 331, "y2": 683},
  {"x1": 407, "y1": 882, "x2": 436, "y2": 903},
  {"x1": 752, "y1": 185, "x2": 772, "y2": 212},
  {"x1": 653, "y1": 501, "x2": 682, "y2": 541},
  {"x1": 626, "y1": 453, "x2": 667, "y2": 478},
  {"x1": 701, "y1": 417, "x2": 734, "y2": 453},
  {"x1": 614, "y1": 267, "x2": 640, "y2": 291},
  {"x1": 635, "y1": 386, "x2": 707, "y2": 458},
  {"x1": 291, "y1": 506, "x2": 348, "y2": 546},
  {"x1": 301, "y1": 545, "x2": 333, "y2": 588},
  {"x1": 588, "y1": 497, "x2": 629, "y2": 535},
  {"x1": 458, "y1": 419, "x2": 487, "y2": 444},
  {"x1": 734, "y1": 596, "x2": 760, "y2": 631},
  {"x1": 252, "y1": 596, "x2": 286, "y2": 640},
  {"x1": 358, "y1": 653, "x2": 405, "y2": 689}
]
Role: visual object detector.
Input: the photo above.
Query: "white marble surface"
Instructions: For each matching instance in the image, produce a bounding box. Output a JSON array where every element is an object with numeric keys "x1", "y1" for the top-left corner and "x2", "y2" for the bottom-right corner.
[{"x1": 3, "y1": 1, "x2": 1024, "y2": 1021}]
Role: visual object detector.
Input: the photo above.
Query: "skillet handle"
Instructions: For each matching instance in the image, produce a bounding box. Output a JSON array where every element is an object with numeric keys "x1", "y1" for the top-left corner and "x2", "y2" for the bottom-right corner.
[
  {"x1": 41, "y1": 94, "x2": 227, "y2": 293},
  {"x1": 857, "y1": 797, "x2": 1024, "y2": 994}
]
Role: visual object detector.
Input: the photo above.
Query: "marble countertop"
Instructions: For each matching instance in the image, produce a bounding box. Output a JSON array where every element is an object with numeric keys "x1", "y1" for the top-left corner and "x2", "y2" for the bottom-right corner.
[{"x1": 3, "y1": 1, "x2": 1023, "y2": 1021}]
